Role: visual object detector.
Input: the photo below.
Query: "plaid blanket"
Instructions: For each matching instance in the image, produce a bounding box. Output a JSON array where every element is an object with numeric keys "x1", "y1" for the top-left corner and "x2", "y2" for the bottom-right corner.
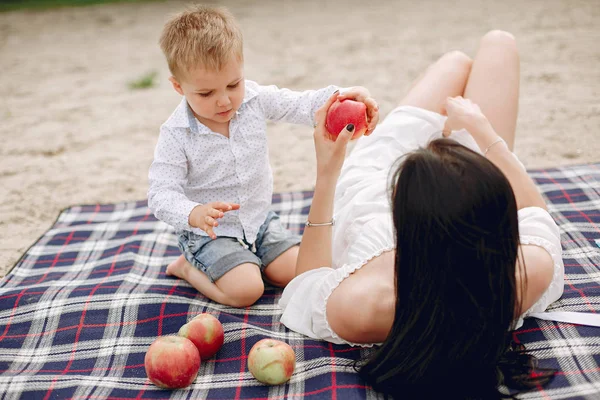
[{"x1": 1, "y1": 163, "x2": 599, "y2": 400}]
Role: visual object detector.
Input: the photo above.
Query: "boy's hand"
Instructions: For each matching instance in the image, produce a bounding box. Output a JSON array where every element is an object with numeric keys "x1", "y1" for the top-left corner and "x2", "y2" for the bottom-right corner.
[
  {"x1": 188, "y1": 202, "x2": 240, "y2": 239},
  {"x1": 336, "y1": 86, "x2": 380, "y2": 136}
]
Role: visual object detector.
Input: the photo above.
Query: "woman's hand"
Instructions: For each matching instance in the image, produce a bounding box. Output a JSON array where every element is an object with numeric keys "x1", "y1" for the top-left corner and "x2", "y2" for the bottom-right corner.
[
  {"x1": 443, "y1": 96, "x2": 490, "y2": 136},
  {"x1": 337, "y1": 86, "x2": 380, "y2": 136},
  {"x1": 314, "y1": 91, "x2": 355, "y2": 179},
  {"x1": 298, "y1": 92, "x2": 353, "y2": 277}
]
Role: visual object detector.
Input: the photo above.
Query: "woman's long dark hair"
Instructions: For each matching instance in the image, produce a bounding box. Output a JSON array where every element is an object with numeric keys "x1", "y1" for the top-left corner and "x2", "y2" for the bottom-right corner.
[{"x1": 358, "y1": 139, "x2": 555, "y2": 399}]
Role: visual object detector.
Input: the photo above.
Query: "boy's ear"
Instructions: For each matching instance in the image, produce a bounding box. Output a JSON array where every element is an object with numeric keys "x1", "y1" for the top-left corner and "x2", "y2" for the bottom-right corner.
[{"x1": 169, "y1": 76, "x2": 184, "y2": 96}]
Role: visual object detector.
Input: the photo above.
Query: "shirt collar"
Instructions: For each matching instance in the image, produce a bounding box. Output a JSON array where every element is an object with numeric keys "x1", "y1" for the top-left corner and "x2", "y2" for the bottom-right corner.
[{"x1": 163, "y1": 80, "x2": 259, "y2": 134}]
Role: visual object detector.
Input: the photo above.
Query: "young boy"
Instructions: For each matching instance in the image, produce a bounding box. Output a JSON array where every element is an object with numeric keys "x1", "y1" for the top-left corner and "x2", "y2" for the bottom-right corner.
[{"x1": 148, "y1": 5, "x2": 379, "y2": 307}]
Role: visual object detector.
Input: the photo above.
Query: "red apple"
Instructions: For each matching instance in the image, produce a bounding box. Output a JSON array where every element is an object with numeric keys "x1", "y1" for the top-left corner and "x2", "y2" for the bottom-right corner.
[
  {"x1": 178, "y1": 313, "x2": 224, "y2": 359},
  {"x1": 326, "y1": 99, "x2": 368, "y2": 140},
  {"x1": 144, "y1": 335, "x2": 200, "y2": 389},
  {"x1": 247, "y1": 339, "x2": 296, "y2": 385}
]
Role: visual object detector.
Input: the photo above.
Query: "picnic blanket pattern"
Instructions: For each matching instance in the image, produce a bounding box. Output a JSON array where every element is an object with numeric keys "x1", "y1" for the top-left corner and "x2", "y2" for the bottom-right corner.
[{"x1": 1, "y1": 163, "x2": 600, "y2": 400}]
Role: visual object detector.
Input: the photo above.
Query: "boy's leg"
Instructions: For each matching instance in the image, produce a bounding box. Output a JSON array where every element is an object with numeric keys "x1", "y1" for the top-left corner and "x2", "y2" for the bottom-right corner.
[
  {"x1": 263, "y1": 245, "x2": 298, "y2": 287},
  {"x1": 170, "y1": 234, "x2": 265, "y2": 307},
  {"x1": 167, "y1": 256, "x2": 264, "y2": 307},
  {"x1": 463, "y1": 30, "x2": 520, "y2": 150},
  {"x1": 397, "y1": 50, "x2": 473, "y2": 114},
  {"x1": 167, "y1": 255, "x2": 227, "y2": 303},
  {"x1": 214, "y1": 263, "x2": 264, "y2": 306},
  {"x1": 255, "y1": 212, "x2": 301, "y2": 288}
]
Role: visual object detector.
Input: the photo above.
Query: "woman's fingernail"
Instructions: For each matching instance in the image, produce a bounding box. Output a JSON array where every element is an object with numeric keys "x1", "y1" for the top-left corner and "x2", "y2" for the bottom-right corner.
[
  {"x1": 346, "y1": 124, "x2": 355, "y2": 132},
  {"x1": 333, "y1": 90, "x2": 339, "y2": 95}
]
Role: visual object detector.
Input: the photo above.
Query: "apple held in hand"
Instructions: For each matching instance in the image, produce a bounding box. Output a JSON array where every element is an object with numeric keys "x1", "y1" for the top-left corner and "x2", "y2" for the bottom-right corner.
[
  {"x1": 326, "y1": 99, "x2": 368, "y2": 140},
  {"x1": 144, "y1": 336, "x2": 200, "y2": 389},
  {"x1": 247, "y1": 339, "x2": 296, "y2": 385},
  {"x1": 178, "y1": 313, "x2": 225, "y2": 359}
]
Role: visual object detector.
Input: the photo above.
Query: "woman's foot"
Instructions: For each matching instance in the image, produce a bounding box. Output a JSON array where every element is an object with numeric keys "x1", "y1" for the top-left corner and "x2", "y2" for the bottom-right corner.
[{"x1": 166, "y1": 255, "x2": 188, "y2": 278}]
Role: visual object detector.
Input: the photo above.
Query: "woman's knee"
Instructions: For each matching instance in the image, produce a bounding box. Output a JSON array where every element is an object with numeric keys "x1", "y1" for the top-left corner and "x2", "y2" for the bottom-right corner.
[
  {"x1": 480, "y1": 30, "x2": 517, "y2": 49},
  {"x1": 437, "y1": 50, "x2": 473, "y2": 74}
]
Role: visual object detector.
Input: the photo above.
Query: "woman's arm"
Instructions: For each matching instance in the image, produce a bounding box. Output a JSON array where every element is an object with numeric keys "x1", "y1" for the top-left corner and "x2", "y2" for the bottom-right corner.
[
  {"x1": 295, "y1": 176, "x2": 337, "y2": 276},
  {"x1": 516, "y1": 245, "x2": 555, "y2": 314},
  {"x1": 295, "y1": 93, "x2": 355, "y2": 277},
  {"x1": 444, "y1": 96, "x2": 547, "y2": 210},
  {"x1": 444, "y1": 97, "x2": 556, "y2": 315}
]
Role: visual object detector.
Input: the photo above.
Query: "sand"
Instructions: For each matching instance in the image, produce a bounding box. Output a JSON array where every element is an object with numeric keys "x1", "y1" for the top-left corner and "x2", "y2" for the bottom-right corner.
[{"x1": 1, "y1": 0, "x2": 599, "y2": 278}]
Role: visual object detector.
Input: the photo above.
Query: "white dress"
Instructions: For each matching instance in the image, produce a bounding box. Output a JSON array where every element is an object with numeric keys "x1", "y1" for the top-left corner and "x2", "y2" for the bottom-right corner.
[{"x1": 279, "y1": 105, "x2": 565, "y2": 346}]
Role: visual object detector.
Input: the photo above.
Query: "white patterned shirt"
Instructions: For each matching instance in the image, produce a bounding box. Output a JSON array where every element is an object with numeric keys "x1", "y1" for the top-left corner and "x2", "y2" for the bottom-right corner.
[{"x1": 148, "y1": 80, "x2": 339, "y2": 244}]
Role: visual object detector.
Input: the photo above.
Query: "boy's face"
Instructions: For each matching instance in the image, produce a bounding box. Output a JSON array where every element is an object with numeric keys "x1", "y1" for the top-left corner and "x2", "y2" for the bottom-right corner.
[{"x1": 170, "y1": 56, "x2": 245, "y2": 127}]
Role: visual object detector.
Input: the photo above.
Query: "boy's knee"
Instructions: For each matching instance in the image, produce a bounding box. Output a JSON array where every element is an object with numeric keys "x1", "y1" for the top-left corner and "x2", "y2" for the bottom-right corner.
[
  {"x1": 224, "y1": 279, "x2": 264, "y2": 307},
  {"x1": 265, "y1": 265, "x2": 295, "y2": 287},
  {"x1": 264, "y1": 248, "x2": 298, "y2": 287},
  {"x1": 481, "y1": 30, "x2": 516, "y2": 48}
]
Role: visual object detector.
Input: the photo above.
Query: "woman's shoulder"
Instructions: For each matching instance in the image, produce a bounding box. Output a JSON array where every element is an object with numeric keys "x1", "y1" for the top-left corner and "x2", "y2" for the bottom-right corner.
[
  {"x1": 279, "y1": 250, "x2": 396, "y2": 346},
  {"x1": 516, "y1": 245, "x2": 555, "y2": 313},
  {"x1": 326, "y1": 251, "x2": 396, "y2": 345}
]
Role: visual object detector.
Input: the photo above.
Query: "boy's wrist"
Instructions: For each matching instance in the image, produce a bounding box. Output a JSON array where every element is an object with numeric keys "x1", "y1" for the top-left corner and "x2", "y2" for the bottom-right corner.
[{"x1": 188, "y1": 204, "x2": 205, "y2": 228}]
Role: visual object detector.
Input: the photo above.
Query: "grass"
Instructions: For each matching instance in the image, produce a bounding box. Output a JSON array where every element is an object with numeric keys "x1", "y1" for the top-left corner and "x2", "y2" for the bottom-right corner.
[
  {"x1": 0, "y1": 0, "x2": 160, "y2": 13},
  {"x1": 128, "y1": 71, "x2": 158, "y2": 90}
]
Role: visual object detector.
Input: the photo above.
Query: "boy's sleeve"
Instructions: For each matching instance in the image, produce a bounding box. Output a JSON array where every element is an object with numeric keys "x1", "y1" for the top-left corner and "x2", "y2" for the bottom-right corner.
[
  {"x1": 254, "y1": 83, "x2": 341, "y2": 126},
  {"x1": 147, "y1": 126, "x2": 199, "y2": 232}
]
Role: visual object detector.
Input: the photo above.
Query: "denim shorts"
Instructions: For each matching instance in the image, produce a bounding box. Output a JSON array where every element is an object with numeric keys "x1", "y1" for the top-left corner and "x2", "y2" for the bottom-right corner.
[{"x1": 177, "y1": 211, "x2": 301, "y2": 283}]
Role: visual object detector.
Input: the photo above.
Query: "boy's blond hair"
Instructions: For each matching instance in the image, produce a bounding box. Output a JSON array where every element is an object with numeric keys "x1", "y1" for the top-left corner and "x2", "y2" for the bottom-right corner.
[{"x1": 159, "y1": 5, "x2": 243, "y2": 78}]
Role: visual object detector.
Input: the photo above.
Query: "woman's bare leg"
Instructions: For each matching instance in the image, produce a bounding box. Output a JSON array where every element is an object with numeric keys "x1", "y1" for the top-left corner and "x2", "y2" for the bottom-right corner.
[
  {"x1": 463, "y1": 30, "x2": 520, "y2": 150},
  {"x1": 398, "y1": 51, "x2": 473, "y2": 114}
]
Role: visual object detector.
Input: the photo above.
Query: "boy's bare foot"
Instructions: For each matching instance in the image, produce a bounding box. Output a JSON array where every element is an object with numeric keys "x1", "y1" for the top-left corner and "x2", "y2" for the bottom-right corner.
[
  {"x1": 165, "y1": 255, "x2": 229, "y2": 306},
  {"x1": 166, "y1": 255, "x2": 187, "y2": 278}
]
